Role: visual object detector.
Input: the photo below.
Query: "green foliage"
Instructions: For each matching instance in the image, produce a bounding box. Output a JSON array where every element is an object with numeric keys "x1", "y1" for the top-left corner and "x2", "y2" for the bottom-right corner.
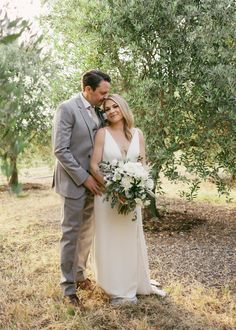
[
  {"x1": 0, "y1": 11, "x2": 54, "y2": 189},
  {"x1": 47, "y1": 0, "x2": 236, "y2": 199},
  {"x1": 0, "y1": 8, "x2": 28, "y2": 45}
]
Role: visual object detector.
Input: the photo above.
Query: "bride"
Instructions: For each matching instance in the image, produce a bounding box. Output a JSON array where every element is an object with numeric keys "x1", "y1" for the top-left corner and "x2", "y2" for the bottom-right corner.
[{"x1": 90, "y1": 94, "x2": 166, "y2": 305}]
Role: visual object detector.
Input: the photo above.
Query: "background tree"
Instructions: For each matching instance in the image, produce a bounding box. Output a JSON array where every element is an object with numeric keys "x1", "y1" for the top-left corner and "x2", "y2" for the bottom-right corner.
[
  {"x1": 0, "y1": 7, "x2": 28, "y2": 45},
  {"x1": 46, "y1": 0, "x2": 236, "y2": 199},
  {"x1": 0, "y1": 10, "x2": 53, "y2": 190}
]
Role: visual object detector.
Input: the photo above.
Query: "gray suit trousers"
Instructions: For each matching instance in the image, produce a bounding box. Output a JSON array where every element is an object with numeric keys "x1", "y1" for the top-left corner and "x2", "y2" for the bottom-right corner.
[{"x1": 60, "y1": 192, "x2": 94, "y2": 296}]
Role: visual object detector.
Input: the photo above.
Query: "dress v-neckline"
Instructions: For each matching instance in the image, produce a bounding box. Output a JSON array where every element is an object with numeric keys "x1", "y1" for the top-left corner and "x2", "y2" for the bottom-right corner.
[{"x1": 106, "y1": 128, "x2": 136, "y2": 159}]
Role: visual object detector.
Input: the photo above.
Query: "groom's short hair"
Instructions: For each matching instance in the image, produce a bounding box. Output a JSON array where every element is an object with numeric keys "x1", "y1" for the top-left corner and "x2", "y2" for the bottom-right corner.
[{"x1": 82, "y1": 70, "x2": 111, "y2": 91}]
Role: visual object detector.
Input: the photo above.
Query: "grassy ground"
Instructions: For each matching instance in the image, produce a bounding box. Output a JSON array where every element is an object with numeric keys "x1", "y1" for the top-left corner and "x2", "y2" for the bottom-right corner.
[{"x1": 0, "y1": 167, "x2": 235, "y2": 329}]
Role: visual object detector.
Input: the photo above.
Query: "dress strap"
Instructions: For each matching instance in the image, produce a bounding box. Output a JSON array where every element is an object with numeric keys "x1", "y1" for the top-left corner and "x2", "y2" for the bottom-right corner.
[{"x1": 132, "y1": 128, "x2": 139, "y2": 146}]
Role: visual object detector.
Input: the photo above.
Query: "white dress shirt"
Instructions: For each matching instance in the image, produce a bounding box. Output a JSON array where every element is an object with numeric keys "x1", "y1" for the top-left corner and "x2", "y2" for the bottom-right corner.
[{"x1": 80, "y1": 92, "x2": 99, "y2": 125}]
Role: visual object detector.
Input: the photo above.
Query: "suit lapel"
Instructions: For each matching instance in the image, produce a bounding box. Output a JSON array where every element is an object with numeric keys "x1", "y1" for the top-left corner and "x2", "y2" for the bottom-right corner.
[{"x1": 75, "y1": 95, "x2": 95, "y2": 146}]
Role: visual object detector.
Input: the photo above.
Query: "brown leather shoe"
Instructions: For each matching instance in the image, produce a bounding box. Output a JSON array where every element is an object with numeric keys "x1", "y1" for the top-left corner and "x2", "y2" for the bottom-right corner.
[
  {"x1": 76, "y1": 278, "x2": 93, "y2": 291},
  {"x1": 63, "y1": 294, "x2": 82, "y2": 307}
]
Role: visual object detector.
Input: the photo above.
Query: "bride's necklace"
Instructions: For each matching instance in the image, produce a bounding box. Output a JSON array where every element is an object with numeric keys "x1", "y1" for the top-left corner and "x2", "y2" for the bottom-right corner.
[
  {"x1": 120, "y1": 146, "x2": 128, "y2": 156},
  {"x1": 116, "y1": 138, "x2": 130, "y2": 156}
]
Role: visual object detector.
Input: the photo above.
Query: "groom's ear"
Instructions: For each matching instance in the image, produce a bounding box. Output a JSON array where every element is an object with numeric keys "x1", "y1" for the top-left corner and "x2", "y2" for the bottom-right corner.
[{"x1": 84, "y1": 85, "x2": 94, "y2": 94}]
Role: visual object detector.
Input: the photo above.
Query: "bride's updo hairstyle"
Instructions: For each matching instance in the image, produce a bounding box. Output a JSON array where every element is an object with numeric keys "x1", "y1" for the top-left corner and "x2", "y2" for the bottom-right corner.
[{"x1": 103, "y1": 94, "x2": 134, "y2": 141}]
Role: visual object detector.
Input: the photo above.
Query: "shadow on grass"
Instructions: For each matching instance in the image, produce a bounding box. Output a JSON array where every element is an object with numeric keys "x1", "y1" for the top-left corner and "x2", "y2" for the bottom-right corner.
[
  {"x1": 143, "y1": 211, "x2": 206, "y2": 233},
  {"x1": 0, "y1": 182, "x2": 50, "y2": 193}
]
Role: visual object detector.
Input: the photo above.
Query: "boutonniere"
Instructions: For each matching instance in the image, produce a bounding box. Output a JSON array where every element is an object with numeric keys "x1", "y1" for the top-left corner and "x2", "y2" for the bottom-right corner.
[{"x1": 95, "y1": 106, "x2": 108, "y2": 121}]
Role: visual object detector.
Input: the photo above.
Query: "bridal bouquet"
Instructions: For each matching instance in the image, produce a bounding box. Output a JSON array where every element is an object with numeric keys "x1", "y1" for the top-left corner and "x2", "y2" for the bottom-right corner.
[{"x1": 99, "y1": 159, "x2": 156, "y2": 218}]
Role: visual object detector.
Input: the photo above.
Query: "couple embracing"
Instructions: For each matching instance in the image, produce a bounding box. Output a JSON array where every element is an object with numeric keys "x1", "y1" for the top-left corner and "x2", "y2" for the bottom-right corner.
[{"x1": 52, "y1": 70, "x2": 166, "y2": 307}]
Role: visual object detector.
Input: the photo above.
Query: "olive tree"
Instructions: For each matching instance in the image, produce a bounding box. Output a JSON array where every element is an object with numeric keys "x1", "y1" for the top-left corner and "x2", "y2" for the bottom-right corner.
[
  {"x1": 47, "y1": 0, "x2": 236, "y2": 199},
  {"x1": 0, "y1": 11, "x2": 53, "y2": 189}
]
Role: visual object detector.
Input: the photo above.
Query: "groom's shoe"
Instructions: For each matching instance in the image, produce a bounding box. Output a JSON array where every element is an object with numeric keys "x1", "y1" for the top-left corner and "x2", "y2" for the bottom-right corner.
[
  {"x1": 63, "y1": 294, "x2": 82, "y2": 307},
  {"x1": 76, "y1": 278, "x2": 93, "y2": 291}
]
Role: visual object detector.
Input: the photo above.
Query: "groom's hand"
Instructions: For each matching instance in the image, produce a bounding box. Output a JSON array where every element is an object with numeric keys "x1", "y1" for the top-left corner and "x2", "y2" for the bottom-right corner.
[{"x1": 83, "y1": 175, "x2": 103, "y2": 195}]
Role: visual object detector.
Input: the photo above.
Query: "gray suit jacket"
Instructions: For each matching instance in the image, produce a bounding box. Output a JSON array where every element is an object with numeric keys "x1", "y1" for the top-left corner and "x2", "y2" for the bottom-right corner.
[{"x1": 52, "y1": 93, "x2": 103, "y2": 199}]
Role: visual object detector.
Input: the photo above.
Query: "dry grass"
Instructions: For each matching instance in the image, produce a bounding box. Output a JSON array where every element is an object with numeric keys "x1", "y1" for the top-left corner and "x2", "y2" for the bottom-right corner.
[
  {"x1": 159, "y1": 172, "x2": 236, "y2": 207},
  {"x1": 0, "y1": 167, "x2": 235, "y2": 329}
]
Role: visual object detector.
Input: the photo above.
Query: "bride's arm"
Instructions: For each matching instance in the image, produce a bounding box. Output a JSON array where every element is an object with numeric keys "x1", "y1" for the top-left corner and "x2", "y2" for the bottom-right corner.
[
  {"x1": 137, "y1": 128, "x2": 146, "y2": 165},
  {"x1": 90, "y1": 128, "x2": 105, "y2": 186}
]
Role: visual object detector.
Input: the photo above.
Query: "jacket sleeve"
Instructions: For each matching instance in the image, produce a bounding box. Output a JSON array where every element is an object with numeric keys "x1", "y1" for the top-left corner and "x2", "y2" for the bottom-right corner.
[{"x1": 52, "y1": 104, "x2": 89, "y2": 186}]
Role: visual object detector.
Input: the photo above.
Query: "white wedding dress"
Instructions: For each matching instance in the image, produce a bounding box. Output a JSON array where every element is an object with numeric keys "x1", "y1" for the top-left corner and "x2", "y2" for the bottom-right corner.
[{"x1": 92, "y1": 128, "x2": 165, "y2": 303}]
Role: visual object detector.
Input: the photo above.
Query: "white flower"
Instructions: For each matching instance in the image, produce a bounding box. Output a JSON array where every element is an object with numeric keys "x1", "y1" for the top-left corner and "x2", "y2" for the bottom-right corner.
[
  {"x1": 111, "y1": 159, "x2": 118, "y2": 166},
  {"x1": 105, "y1": 179, "x2": 112, "y2": 186},
  {"x1": 144, "y1": 200, "x2": 151, "y2": 206},
  {"x1": 135, "y1": 198, "x2": 143, "y2": 206},
  {"x1": 100, "y1": 159, "x2": 154, "y2": 216},
  {"x1": 113, "y1": 169, "x2": 122, "y2": 181},
  {"x1": 146, "y1": 178, "x2": 154, "y2": 190},
  {"x1": 123, "y1": 162, "x2": 148, "y2": 180},
  {"x1": 121, "y1": 176, "x2": 132, "y2": 190}
]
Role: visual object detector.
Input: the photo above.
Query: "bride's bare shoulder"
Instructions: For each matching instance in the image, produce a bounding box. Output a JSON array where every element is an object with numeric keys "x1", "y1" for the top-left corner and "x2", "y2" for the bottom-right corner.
[
  {"x1": 97, "y1": 127, "x2": 106, "y2": 135},
  {"x1": 95, "y1": 127, "x2": 106, "y2": 142}
]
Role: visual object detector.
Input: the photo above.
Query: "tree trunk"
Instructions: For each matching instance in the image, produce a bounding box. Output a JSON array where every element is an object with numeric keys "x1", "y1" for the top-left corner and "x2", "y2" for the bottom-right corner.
[{"x1": 8, "y1": 155, "x2": 18, "y2": 187}]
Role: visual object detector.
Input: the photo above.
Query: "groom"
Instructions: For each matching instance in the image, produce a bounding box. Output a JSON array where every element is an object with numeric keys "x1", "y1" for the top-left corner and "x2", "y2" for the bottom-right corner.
[{"x1": 52, "y1": 70, "x2": 111, "y2": 306}]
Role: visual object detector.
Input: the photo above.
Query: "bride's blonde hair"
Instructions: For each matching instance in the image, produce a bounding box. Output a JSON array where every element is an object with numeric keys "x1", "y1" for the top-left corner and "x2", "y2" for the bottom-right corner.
[{"x1": 103, "y1": 94, "x2": 134, "y2": 141}]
